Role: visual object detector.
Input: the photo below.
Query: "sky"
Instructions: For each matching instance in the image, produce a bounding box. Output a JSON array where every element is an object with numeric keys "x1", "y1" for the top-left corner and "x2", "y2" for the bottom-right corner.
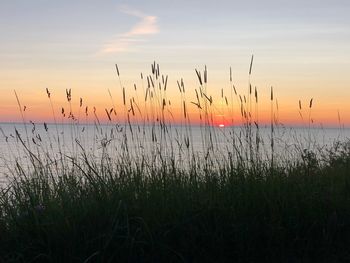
[{"x1": 0, "y1": 0, "x2": 350, "y2": 126}]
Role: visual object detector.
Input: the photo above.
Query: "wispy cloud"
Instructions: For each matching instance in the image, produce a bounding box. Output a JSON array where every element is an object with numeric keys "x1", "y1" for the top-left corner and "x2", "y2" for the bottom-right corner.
[{"x1": 99, "y1": 6, "x2": 159, "y2": 54}]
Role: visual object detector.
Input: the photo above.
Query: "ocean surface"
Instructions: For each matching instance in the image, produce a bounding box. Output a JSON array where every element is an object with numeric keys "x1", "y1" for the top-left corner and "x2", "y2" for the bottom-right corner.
[{"x1": 0, "y1": 122, "x2": 349, "y2": 182}]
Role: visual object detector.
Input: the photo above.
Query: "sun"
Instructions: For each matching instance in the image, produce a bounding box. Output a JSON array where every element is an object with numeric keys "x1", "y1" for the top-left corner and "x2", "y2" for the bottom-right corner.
[{"x1": 218, "y1": 124, "x2": 225, "y2": 128}]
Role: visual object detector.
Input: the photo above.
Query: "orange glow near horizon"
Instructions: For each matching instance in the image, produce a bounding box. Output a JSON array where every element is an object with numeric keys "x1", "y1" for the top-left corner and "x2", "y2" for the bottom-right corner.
[
  {"x1": 2, "y1": 84, "x2": 350, "y2": 128},
  {"x1": 1, "y1": 64, "x2": 350, "y2": 127}
]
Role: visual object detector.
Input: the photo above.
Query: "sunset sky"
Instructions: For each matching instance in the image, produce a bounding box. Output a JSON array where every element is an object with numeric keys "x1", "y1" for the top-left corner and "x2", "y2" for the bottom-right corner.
[{"x1": 0, "y1": 0, "x2": 350, "y2": 126}]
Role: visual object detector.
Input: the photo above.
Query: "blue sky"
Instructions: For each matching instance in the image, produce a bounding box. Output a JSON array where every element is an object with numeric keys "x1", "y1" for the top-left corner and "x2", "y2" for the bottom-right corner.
[{"x1": 1, "y1": 0, "x2": 349, "y2": 62}]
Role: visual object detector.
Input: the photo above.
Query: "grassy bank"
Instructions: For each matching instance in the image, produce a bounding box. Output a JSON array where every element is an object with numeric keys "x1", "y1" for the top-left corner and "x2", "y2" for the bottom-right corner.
[{"x1": 0, "y1": 139, "x2": 350, "y2": 262}]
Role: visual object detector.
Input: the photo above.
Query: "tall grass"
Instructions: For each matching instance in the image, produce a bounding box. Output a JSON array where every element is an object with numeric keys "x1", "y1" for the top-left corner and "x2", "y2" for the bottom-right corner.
[{"x1": 0, "y1": 60, "x2": 350, "y2": 262}]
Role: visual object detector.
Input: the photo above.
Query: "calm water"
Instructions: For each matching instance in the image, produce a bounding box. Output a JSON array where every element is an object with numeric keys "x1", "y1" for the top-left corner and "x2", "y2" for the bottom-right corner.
[{"x1": 0, "y1": 122, "x2": 349, "y2": 182}]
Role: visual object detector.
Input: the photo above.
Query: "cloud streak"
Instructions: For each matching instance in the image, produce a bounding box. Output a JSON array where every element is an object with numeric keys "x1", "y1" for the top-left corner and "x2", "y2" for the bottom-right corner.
[{"x1": 100, "y1": 6, "x2": 159, "y2": 54}]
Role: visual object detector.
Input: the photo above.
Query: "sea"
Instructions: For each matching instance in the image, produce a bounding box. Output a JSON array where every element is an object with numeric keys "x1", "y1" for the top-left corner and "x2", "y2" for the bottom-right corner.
[{"x1": 0, "y1": 122, "x2": 349, "y2": 183}]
